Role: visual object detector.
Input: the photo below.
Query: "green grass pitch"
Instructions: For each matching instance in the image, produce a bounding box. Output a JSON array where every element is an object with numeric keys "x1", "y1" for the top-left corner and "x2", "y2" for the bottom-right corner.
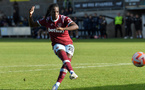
[{"x1": 0, "y1": 38, "x2": 145, "y2": 90}]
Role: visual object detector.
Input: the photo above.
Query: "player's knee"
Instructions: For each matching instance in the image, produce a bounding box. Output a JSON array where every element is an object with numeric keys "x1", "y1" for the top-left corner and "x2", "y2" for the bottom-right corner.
[
  {"x1": 53, "y1": 44, "x2": 66, "y2": 54},
  {"x1": 67, "y1": 53, "x2": 72, "y2": 59}
]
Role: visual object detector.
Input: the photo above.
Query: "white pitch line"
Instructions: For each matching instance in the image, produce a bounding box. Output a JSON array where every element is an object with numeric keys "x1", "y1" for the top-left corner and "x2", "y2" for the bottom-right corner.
[
  {"x1": 74, "y1": 63, "x2": 132, "y2": 68},
  {"x1": 0, "y1": 64, "x2": 62, "y2": 68},
  {"x1": 0, "y1": 63, "x2": 132, "y2": 73},
  {"x1": 0, "y1": 63, "x2": 131, "y2": 68},
  {"x1": 0, "y1": 68, "x2": 60, "y2": 73}
]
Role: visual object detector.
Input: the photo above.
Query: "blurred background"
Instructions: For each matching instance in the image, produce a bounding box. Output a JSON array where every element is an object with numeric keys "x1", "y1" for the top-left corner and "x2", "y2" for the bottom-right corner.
[{"x1": 0, "y1": 0, "x2": 145, "y2": 39}]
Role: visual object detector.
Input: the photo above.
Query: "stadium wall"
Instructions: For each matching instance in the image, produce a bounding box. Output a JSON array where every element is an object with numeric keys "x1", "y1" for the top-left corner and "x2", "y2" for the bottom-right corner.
[
  {"x1": 0, "y1": 0, "x2": 145, "y2": 38},
  {"x1": 0, "y1": 0, "x2": 53, "y2": 17}
]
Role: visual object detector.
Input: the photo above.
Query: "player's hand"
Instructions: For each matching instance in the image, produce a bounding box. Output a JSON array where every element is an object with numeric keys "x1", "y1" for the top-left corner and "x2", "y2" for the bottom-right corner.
[
  {"x1": 29, "y1": 6, "x2": 35, "y2": 17},
  {"x1": 56, "y1": 27, "x2": 65, "y2": 31}
]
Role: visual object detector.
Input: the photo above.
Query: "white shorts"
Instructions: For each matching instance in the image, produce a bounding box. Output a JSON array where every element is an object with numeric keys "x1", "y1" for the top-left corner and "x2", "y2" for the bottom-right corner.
[{"x1": 53, "y1": 44, "x2": 74, "y2": 56}]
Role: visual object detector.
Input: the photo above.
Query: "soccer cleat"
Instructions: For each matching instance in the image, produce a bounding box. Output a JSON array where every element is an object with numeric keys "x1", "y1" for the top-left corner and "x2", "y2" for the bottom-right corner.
[
  {"x1": 69, "y1": 73, "x2": 78, "y2": 80},
  {"x1": 52, "y1": 84, "x2": 59, "y2": 90}
]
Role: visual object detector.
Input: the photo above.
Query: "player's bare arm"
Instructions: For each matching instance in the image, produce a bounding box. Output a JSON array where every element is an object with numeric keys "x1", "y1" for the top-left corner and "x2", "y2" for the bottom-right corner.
[
  {"x1": 29, "y1": 6, "x2": 39, "y2": 27},
  {"x1": 56, "y1": 22, "x2": 79, "y2": 31}
]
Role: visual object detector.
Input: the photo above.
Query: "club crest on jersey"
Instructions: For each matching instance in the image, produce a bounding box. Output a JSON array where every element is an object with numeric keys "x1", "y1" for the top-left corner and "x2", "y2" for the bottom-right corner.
[{"x1": 48, "y1": 28, "x2": 64, "y2": 33}]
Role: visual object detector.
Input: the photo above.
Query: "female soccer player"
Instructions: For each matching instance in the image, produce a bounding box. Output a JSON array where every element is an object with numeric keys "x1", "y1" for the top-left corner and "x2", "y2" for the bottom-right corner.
[{"x1": 29, "y1": 4, "x2": 78, "y2": 90}]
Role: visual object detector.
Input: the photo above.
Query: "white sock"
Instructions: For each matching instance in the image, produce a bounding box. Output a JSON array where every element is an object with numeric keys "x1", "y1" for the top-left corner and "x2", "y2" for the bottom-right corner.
[
  {"x1": 56, "y1": 82, "x2": 60, "y2": 86},
  {"x1": 70, "y1": 70, "x2": 74, "y2": 74}
]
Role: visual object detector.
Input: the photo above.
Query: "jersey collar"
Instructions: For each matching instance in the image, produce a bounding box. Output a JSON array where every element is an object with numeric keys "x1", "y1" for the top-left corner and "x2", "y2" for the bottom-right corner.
[{"x1": 51, "y1": 15, "x2": 59, "y2": 22}]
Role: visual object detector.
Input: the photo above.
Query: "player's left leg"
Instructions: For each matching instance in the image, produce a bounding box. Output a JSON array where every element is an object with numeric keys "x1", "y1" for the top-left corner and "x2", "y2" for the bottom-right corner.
[
  {"x1": 52, "y1": 63, "x2": 68, "y2": 90},
  {"x1": 65, "y1": 46, "x2": 78, "y2": 80}
]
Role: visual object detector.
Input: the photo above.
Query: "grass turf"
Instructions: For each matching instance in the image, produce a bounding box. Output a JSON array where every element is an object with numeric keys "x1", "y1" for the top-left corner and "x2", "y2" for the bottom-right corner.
[{"x1": 0, "y1": 38, "x2": 145, "y2": 89}]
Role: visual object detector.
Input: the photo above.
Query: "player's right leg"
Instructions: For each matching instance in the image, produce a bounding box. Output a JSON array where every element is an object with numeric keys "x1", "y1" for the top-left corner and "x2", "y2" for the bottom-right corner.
[
  {"x1": 52, "y1": 44, "x2": 78, "y2": 90},
  {"x1": 53, "y1": 44, "x2": 75, "y2": 73}
]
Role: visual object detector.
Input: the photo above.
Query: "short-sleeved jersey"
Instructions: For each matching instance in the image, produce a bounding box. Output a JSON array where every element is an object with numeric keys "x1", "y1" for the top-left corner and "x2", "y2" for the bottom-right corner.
[{"x1": 37, "y1": 15, "x2": 73, "y2": 46}]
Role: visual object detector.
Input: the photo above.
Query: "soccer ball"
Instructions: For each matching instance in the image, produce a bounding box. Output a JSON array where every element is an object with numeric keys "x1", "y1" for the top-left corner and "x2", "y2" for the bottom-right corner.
[{"x1": 132, "y1": 52, "x2": 145, "y2": 67}]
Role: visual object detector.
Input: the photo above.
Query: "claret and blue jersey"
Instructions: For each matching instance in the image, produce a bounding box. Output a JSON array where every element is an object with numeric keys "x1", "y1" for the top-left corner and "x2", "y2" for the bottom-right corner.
[{"x1": 37, "y1": 14, "x2": 73, "y2": 46}]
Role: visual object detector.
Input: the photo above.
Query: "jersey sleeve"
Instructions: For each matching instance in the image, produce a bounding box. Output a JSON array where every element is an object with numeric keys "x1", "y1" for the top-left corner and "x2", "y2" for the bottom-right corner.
[
  {"x1": 64, "y1": 16, "x2": 73, "y2": 27},
  {"x1": 37, "y1": 18, "x2": 46, "y2": 26}
]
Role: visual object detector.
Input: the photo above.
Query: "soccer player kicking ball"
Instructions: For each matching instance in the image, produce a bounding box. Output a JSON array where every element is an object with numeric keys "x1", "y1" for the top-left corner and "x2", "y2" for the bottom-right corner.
[{"x1": 29, "y1": 3, "x2": 78, "y2": 90}]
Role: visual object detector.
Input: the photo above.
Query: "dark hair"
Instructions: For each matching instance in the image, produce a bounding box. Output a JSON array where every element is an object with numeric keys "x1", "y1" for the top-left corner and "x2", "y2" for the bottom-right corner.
[{"x1": 45, "y1": 3, "x2": 59, "y2": 19}]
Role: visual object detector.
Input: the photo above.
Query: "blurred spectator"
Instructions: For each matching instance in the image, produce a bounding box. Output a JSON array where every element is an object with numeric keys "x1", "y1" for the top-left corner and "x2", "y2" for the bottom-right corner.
[
  {"x1": 83, "y1": 14, "x2": 89, "y2": 36},
  {"x1": 0, "y1": 11, "x2": 5, "y2": 26},
  {"x1": 0, "y1": 17, "x2": 3, "y2": 27},
  {"x1": 114, "y1": 13, "x2": 124, "y2": 38},
  {"x1": 130, "y1": 13, "x2": 135, "y2": 37},
  {"x1": 37, "y1": 26, "x2": 48, "y2": 39},
  {"x1": 31, "y1": 27, "x2": 39, "y2": 38},
  {"x1": 68, "y1": 7, "x2": 73, "y2": 15},
  {"x1": 0, "y1": 9, "x2": 29, "y2": 27},
  {"x1": 13, "y1": 1, "x2": 20, "y2": 26},
  {"x1": 64, "y1": 8, "x2": 69, "y2": 16},
  {"x1": 88, "y1": 14, "x2": 93, "y2": 38},
  {"x1": 2, "y1": 15, "x2": 9, "y2": 27},
  {"x1": 30, "y1": 16, "x2": 48, "y2": 39},
  {"x1": 60, "y1": 9, "x2": 65, "y2": 15},
  {"x1": 17, "y1": 16, "x2": 24, "y2": 26},
  {"x1": 101, "y1": 16, "x2": 107, "y2": 38},
  {"x1": 134, "y1": 14, "x2": 142, "y2": 38},
  {"x1": 0, "y1": 14, "x2": 9, "y2": 27},
  {"x1": 70, "y1": 17, "x2": 79, "y2": 39},
  {"x1": 130, "y1": 13, "x2": 134, "y2": 23},
  {"x1": 0, "y1": 10, "x2": 4, "y2": 18},
  {"x1": 92, "y1": 13, "x2": 99, "y2": 38},
  {"x1": 22, "y1": 17, "x2": 29, "y2": 26},
  {"x1": 124, "y1": 12, "x2": 133, "y2": 39},
  {"x1": 7, "y1": 16, "x2": 12, "y2": 26},
  {"x1": 98, "y1": 15, "x2": 103, "y2": 38},
  {"x1": 63, "y1": 0, "x2": 72, "y2": 9}
]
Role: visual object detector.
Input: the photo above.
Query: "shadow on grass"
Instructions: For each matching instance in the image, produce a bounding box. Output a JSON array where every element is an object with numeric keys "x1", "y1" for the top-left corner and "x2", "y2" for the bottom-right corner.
[
  {"x1": 0, "y1": 38, "x2": 145, "y2": 43},
  {"x1": 63, "y1": 83, "x2": 145, "y2": 90}
]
